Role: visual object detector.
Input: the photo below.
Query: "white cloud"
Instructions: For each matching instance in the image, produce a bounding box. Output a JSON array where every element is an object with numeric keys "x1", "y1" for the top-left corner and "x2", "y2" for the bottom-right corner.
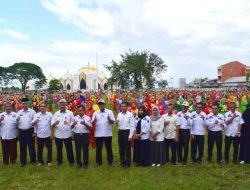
[
  {"x1": 1, "y1": 0, "x2": 250, "y2": 87},
  {"x1": 0, "y1": 39, "x2": 126, "y2": 79},
  {"x1": 41, "y1": 0, "x2": 114, "y2": 36},
  {"x1": 0, "y1": 17, "x2": 8, "y2": 23},
  {"x1": 0, "y1": 29, "x2": 30, "y2": 40}
]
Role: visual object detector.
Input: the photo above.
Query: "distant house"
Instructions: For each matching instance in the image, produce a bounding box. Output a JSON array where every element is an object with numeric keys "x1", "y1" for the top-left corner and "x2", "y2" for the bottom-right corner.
[
  {"x1": 221, "y1": 76, "x2": 246, "y2": 87},
  {"x1": 186, "y1": 78, "x2": 218, "y2": 88},
  {"x1": 217, "y1": 61, "x2": 249, "y2": 87}
]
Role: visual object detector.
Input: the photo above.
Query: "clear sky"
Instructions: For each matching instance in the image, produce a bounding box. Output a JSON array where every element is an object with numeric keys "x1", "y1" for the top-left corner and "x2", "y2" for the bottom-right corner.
[{"x1": 0, "y1": 0, "x2": 250, "y2": 87}]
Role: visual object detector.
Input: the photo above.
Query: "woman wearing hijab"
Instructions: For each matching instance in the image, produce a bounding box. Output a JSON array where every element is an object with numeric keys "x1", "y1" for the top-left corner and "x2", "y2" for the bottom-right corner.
[
  {"x1": 133, "y1": 106, "x2": 151, "y2": 166},
  {"x1": 240, "y1": 103, "x2": 250, "y2": 164},
  {"x1": 150, "y1": 106, "x2": 166, "y2": 167}
]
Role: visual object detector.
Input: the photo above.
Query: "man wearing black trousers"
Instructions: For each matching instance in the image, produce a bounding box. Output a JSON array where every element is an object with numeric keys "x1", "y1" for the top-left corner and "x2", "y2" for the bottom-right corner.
[
  {"x1": 206, "y1": 104, "x2": 225, "y2": 164},
  {"x1": 190, "y1": 103, "x2": 206, "y2": 164},
  {"x1": 71, "y1": 105, "x2": 92, "y2": 169},
  {"x1": 116, "y1": 102, "x2": 135, "y2": 168},
  {"x1": 32, "y1": 102, "x2": 53, "y2": 167},
  {"x1": 17, "y1": 97, "x2": 36, "y2": 167},
  {"x1": 224, "y1": 102, "x2": 244, "y2": 164},
  {"x1": 51, "y1": 99, "x2": 75, "y2": 167},
  {"x1": 92, "y1": 99, "x2": 115, "y2": 167},
  {"x1": 162, "y1": 104, "x2": 180, "y2": 165},
  {"x1": 177, "y1": 101, "x2": 192, "y2": 165}
]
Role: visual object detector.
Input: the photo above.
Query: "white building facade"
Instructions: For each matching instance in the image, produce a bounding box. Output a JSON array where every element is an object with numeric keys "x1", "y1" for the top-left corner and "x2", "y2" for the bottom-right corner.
[{"x1": 46, "y1": 63, "x2": 108, "y2": 92}]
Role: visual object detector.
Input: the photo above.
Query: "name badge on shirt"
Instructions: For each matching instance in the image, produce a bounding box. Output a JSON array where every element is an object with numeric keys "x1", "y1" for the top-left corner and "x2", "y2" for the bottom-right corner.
[{"x1": 64, "y1": 117, "x2": 68, "y2": 125}]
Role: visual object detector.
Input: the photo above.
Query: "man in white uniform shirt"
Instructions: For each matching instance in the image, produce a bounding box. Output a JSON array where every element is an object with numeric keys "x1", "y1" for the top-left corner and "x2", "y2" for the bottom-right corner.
[
  {"x1": 51, "y1": 99, "x2": 75, "y2": 167},
  {"x1": 92, "y1": 99, "x2": 115, "y2": 167},
  {"x1": 190, "y1": 102, "x2": 206, "y2": 164},
  {"x1": 162, "y1": 104, "x2": 180, "y2": 165},
  {"x1": 0, "y1": 102, "x2": 18, "y2": 165},
  {"x1": 206, "y1": 103, "x2": 225, "y2": 164},
  {"x1": 177, "y1": 101, "x2": 192, "y2": 165},
  {"x1": 116, "y1": 102, "x2": 135, "y2": 168},
  {"x1": 17, "y1": 97, "x2": 36, "y2": 167},
  {"x1": 71, "y1": 105, "x2": 92, "y2": 169},
  {"x1": 224, "y1": 102, "x2": 244, "y2": 164},
  {"x1": 32, "y1": 102, "x2": 53, "y2": 167}
]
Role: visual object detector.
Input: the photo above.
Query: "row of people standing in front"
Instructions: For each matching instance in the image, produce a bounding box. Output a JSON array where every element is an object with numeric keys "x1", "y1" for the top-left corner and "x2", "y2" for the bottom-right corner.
[
  {"x1": 121, "y1": 101, "x2": 246, "y2": 167},
  {"x1": 0, "y1": 97, "x2": 248, "y2": 169}
]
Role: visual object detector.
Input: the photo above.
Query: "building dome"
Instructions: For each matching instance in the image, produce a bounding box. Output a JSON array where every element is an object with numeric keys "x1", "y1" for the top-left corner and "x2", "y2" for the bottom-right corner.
[
  {"x1": 77, "y1": 63, "x2": 97, "y2": 75},
  {"x1": 62, "y1": 70, "x2": 73, "y2": 79}
]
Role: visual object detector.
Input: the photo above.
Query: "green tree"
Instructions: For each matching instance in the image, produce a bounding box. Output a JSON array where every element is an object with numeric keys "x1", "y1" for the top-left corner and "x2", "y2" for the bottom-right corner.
[
  {"x1": 5, "y1": 62, "x2": 47, "y2": 93},
  {"x1": 48, "y1": 79, "x2": 61, "y2": 91},
  {"x1": 0, "y1": 66, "x2": 5, "y2": 86},
  {"x1": 158, "y1": 79, "x2": 168, "y2": 89},
  {"x1": 106, "y1": 61, "x2": 130, "y2": 89},
  {"x1": 3, "y1": 86, "x2": 20, "y2": 91},
  {"x1": 104, "y1": 50, "x2": 167, "y2": 89}
]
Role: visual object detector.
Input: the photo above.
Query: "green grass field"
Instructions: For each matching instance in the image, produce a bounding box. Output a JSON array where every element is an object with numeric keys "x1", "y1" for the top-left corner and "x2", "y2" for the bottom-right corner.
[{"x1": 0, "y1": 96, "x2": 250, "y2": 190}]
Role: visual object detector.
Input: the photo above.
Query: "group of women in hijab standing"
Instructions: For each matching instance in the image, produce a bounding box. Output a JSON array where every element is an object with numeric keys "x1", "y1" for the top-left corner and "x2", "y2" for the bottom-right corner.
[{"x1": 133, "y1": 106, "x2": 166, "y2": 167}]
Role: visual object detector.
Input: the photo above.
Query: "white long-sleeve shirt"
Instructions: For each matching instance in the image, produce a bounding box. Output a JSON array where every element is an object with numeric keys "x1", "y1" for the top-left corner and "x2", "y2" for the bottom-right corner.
[
  {"x1": 0, "y1": 112, "x2": 18, "y2": 140},
  {"x1": 91, "y1": 109, "x2": 115, "y2": 137},
  {"x1": 51, "y1": 110, "x2": 74, "y2": 139},
  {"x1": 224, "y1": 111, "x2": 244, "y2": 137},
  {"x1": 206, "y1": 113, "x2": 224, "y2": 132},
  {"x1": 33, "y1": 112, "x2": 53, "y2": 138},
  {"x1": 134, "y1": 116, "x2": 150, "y2": 140},
  {"x1": 150, "y1": 117, "x2": 165, "y2": 142},
  {"x1": 116, "y1": 111, "x2": 135, "y2": 138},
  {"x1": 177, "y1": 111, "x2": 192, "y2": 129},
  {"x1": 17, "y1": 108, "x2": 36, "y2": 130},
  {"x1": 73, "y1": 115, "x2": 92, "y2": 134},
  {"x1": 190, "y1": 111, "x2": 206, "y2": 135}
]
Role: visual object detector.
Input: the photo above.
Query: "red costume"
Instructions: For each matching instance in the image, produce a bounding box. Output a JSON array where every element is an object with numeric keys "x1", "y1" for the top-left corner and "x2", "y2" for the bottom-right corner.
[{"x1": 85, "y1": 101, "x2": 96, "y2": 148}]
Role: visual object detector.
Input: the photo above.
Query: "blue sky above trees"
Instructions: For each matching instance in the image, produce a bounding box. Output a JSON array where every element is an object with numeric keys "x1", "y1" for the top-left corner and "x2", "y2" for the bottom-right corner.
[{"x1": 1, "y1": 0, "x2": 250, "y2": 87}]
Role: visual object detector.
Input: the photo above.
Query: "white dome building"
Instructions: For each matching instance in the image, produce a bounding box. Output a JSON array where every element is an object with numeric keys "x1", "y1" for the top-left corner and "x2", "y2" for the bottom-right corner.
[
  {"x1": 45, "y1": 63, "x2": 108, "y2": 92},
  {"x1": 75, "y1": 63, "x2": 108, "y2": 91},
  {"x1": 60, "y1": 70, "x2": 73, "y2": 91}
]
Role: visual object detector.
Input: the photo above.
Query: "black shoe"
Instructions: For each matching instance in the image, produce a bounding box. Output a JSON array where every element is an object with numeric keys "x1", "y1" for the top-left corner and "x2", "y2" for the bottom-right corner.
[
  {"x1": 21, "y1": 162, "x2": 27, "y2": 167},
  {"x1": 182, "y1": 161, "x2": 187, "y2": 166},
  {"x1": 207, "y1": 159, "x2": 212, "y2": 163},
  {"x1": 30, "y1": 162, "x2": 36, "y2": 165},
  {"x1": 77, "y1": 164, "x2": 82, "y2": 169},
  {"x1": 69, "y1": 163, "x2": 74, "y2": 167},
  {"x1": 224, "y1": 160, "x2": 229, "y2": 165},
  {"x1": 83, "y1": 165, "x2": 88, "y2": 169},
  {"x1": 57, "y1": 162, "x2": 62, "y2": 167}
]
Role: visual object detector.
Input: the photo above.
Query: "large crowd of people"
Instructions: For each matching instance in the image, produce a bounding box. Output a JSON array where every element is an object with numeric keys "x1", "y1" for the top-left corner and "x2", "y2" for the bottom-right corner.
[{"x1": 0, "y1": 89, "x2": 250, "y2": 169}]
